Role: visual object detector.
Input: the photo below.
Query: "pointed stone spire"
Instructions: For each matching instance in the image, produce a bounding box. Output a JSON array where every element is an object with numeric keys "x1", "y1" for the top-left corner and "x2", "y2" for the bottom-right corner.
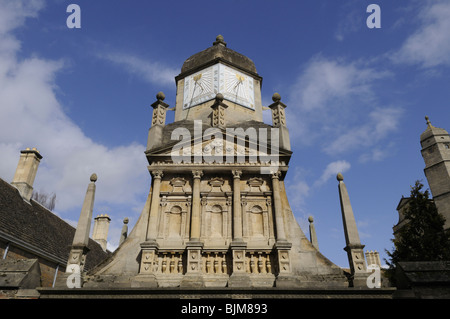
[
  {"x1": 308, "y1": 216, "x2": 319, "y2": 250},
  {"x1": 337, "y1": 173, "x2": 367, "y2": 287},
  {"x1": 67, "y1": 173, "x2": 97, "y2": 272},
  {"x1": 72, "y1": 174, "x2": 97, "y2": 247}
]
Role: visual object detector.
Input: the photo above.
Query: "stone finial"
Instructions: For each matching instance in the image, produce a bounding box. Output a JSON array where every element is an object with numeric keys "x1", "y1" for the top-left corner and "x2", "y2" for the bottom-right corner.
[
  {"x1": 308, "y1": 216, "x2": 319, "y2": 250},
  {"x1": 272, "y1": 92, "x2": 281, "y2": 103},
  {"x1": 90, "y1": 173, "x2": 97, "y2": 183},
  {"x1": 337, "y1": 172, "x2": 344, "y2": 182},
  {"x1": 425, "y1": 115, "x2": 433, "y2": 128},
  {"x1": 215, "y1": 93, "x2": 224, "y2": 103},
  {"x1": 211, "y1": 93, "x2": 228, "y2": 128},
  {"x1": 213, "y1": 34, "x2": 227, "y2": 47},
  {"x1": 150, "y1": 92, "x2": 169, "y2": 127},
  {"x1": 119, "y1": 217, "x2": 129, "y2": 246},
  {"x1": 156, "y1": 91, "x2": 165, "y2": 101}
]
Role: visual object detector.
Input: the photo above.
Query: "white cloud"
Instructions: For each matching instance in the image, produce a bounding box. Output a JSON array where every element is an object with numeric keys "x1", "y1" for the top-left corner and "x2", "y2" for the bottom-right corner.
[
  {"x1": 0, "y1": 0, "x2": 149, "y2": 226},
  {"x1": 98, "y1": 52, "x2": 178, "y2": 86},
  {"x1": 325, "y1": 107, "x2": 402, "y2": 156},
  {"x1": 289, "y1": 55, "x2": 388, "y2": 115},
  {"x1": 285, "y1": 55, "x2": 401, "y2": 161},
  {"x1": 314, "y1": 160, "x2": 351, "y2": 188},
  {"x1": 392, "y1": 1, "x2": 450, "y2": 68}
]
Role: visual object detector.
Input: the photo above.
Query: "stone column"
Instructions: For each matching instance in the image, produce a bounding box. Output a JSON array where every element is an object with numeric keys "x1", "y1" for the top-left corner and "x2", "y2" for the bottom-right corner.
[
  {"x1": 146, "y1": 170, "x2": 163, "y2": 241},
  {"x1": 231, "y1": 170, "x2": 243, "y2": 241},
  {"x1": 181, "y1": 170, "x2": 204, "y2": 287},
  {"x1": 271, "y1": 171, "x2": 286, "y2": 241},
  {"x1": 190, "y1": 170, "x2": 203, "y2": 240},
  {"x1": 337, "y1": 173, "x2": 367, "y2": 287},
  {"x1": 270, "y1": 170, "x2": 293, "y2": 286},
  {"x1": 137, "y1": 170, "x2": 163, "y2": 284},
  {"x1": 228, "y1": 170, "x2": 250, "y2": 287}
]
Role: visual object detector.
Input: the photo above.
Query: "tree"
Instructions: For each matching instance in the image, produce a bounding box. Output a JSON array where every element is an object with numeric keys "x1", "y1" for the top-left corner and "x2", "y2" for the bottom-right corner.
[
  {"x1": 31, "y1": 190, "x2": 56, "y2": 211},
  {"x1": 385, "y1": 181, "x2": 450, "y2": 280}
]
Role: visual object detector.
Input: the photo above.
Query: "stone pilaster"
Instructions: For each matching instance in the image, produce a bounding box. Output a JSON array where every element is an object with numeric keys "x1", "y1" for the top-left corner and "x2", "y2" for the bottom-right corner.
[
  {"x1": 135, "y1": 241, "x2": 158, "y2": 287},
  {"x1": 181, "y1": 241, "x2": 204, "y2": 287},
  {"x1": 228, "y1": 241, "x2": 250, "y2": 287}
]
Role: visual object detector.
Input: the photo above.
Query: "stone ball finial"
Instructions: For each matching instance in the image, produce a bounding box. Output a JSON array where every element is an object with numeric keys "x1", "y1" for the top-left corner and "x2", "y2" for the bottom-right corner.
[
  {"x1": 308, "y1": 216, "x2": 314, "y2": 223},
  {"x1": 215, "y1": 93, "x2": 224, "y2": 102},
  {"x1": 336, "y1": 172, "x2": 344, "y2": 182},
  {"x1": 213, "y1": 34, "x2": 227, "y2": 46},
  {"x1": 272, "y1": 92, "x2": 281, "y2": 102},
  {"x1": 123, "y1": 217, "x2": 129, "y2": 224},
  {"x1": 90, "y1": 173, "x2": 98, "y2": 182},
  {"x1": 156, "y1": 91, "x2": 165, "y2": 101}
]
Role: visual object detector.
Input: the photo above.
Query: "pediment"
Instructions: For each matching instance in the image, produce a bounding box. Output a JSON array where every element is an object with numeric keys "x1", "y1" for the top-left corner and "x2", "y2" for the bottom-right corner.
[{"x1": 146, "y1": 127, "x2": 292, "y2": 166}]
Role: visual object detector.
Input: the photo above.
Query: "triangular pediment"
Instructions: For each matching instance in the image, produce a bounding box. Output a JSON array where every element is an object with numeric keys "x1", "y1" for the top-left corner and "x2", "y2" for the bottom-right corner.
[{"x1": 146, "y1": 124, "x2": 291, "y2": 167}]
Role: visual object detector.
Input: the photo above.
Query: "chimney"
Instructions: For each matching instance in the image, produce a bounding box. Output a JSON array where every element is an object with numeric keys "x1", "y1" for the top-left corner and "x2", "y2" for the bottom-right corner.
[
  {"x1": 92, "y1": 214, "x2": 111, "y2": 251},
  {"x1": 11, "y1": 148, "x2": 43, "y2": 202}
]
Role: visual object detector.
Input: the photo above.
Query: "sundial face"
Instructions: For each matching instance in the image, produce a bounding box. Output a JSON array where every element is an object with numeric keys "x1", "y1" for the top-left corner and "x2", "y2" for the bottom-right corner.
[
  {"x1": 183, "y1": 65, "x2": 216, "y2": 109},
  {"x1": 183, "y1": 63, "x2": 255, "y2": 110},
  {"x1": 219, "y1": 64, "x2": 255, "y2": 110}
]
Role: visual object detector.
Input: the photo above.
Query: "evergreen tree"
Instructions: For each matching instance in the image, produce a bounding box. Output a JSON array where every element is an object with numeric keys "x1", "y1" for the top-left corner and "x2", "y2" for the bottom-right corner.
[{"x1": 385, "y1": 181, "x2": 450, "y2": 279}]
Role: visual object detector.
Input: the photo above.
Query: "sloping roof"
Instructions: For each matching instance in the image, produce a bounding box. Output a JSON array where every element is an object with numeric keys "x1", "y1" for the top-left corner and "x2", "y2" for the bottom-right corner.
[
  {"x1": 0, "y1": 178, "x2": 109, "y2": 271},
  {"x1": 179, "y1": 36, "x2": 259, "y2": 78}
]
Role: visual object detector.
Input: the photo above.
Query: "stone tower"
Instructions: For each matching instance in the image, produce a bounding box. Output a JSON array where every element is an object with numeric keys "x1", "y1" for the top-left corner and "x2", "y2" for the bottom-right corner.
[
  {"x1": 420, "y1": 116, "x2": 450, "y2": 230},
  {"x1": 81, "y1": 36, "x2": 348, "y2": 289}
]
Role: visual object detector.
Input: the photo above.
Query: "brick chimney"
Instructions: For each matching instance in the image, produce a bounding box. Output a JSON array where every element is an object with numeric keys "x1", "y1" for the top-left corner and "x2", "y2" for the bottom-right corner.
[
  {"x1": 11, "y1": 148, "x2": 43, "y2": 202},
  {"x1": 92, "y1": 214, "x2": 111, "y2": 251}
]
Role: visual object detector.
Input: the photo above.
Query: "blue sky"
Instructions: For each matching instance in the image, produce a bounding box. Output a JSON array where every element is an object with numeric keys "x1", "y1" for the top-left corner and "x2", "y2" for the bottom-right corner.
[{"x1": 1, "y1": 0, "x2": 450, "y2": 268}]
